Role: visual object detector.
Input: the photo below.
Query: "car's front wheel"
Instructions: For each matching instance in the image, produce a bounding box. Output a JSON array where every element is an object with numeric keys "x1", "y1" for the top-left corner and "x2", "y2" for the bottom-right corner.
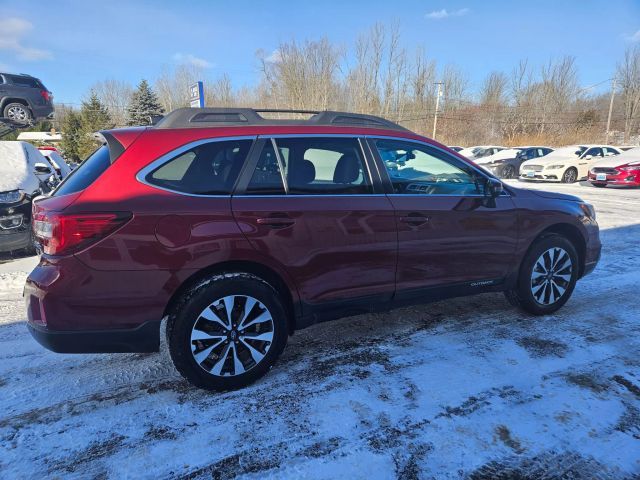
[
  {"x1": 3, "y1": 103, "x2": 32, "y2": 124},
  {"x1": 167, "y1": 273, "x2": 288, "y2": 390},
  {"x1": 562, "y1": 168, "x2": 578, "y2": 183},
  {"x1": 502, "y1": 164, "x2": 517, "y2": 179},
  {"x1": 505, "y1": 234, "x2": 579, "y2": 315}
]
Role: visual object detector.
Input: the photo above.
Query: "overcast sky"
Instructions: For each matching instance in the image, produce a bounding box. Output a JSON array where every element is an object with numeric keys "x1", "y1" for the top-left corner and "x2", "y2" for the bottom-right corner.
[{"x1": 1, "y1": 0, "x2": 638, "y2": 105}]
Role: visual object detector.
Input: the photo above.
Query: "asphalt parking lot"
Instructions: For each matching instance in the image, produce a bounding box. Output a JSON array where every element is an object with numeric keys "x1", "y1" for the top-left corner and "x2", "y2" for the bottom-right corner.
[{"x1": 1, "y1": 181, "x2": 639, "y2": 479}]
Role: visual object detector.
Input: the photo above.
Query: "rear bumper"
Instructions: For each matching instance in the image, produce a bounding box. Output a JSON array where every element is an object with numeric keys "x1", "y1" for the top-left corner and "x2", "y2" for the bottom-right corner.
[
  {"x1": 27, "y1": 320, "x2": 160, "y2": 353},
  {"x1": 31, "y1": 104, "x2": 54, "y2": 121}
]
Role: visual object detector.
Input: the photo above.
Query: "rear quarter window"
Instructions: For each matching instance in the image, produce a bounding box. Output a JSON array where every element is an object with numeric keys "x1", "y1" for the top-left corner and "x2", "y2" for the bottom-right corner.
[
  {"x1": 53, "y1": 146, "x2": 111, "y2": 196},
  {"x1": 145, "y1": 139, "x2": 253, "y2": 195}
]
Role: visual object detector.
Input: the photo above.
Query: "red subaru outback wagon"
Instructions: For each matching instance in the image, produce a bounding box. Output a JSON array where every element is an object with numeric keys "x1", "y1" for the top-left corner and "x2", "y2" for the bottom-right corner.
[{"x1": 26, "y1": 108, "x2": 601, "y2": 390}]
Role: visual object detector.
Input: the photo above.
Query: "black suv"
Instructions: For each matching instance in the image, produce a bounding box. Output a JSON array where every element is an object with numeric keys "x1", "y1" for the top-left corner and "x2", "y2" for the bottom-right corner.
[{"x1": 0, "y1": 73, "x2": 54, "y2": 124}]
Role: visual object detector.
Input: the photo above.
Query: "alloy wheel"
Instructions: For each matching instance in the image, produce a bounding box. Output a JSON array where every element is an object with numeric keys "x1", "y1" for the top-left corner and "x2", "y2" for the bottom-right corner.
[
  {"x1": 6, "y1": 105, "x2": 29, "y2": 122},
  {"x1": 563, "y1": 169, "x2": 577, "y2": 183},
  {"x1": 530, "y1": 247, "x2": 572, "y2": 305},
  {"x1": 190, "y1": 295, "x2": 274, "y2": 377}
]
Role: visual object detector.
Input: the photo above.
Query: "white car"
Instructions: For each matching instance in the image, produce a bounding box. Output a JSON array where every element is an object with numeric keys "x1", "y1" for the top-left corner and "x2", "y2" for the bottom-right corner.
[
  {"x1": 519, "y1": 145, "x2": 621, "y2": 183},
  {"x1": 458, "y1": 145, "x2": 506, "y2": 160},
  {"x1": 38, "y1": 148, "x2": 72, "y2": 180}
]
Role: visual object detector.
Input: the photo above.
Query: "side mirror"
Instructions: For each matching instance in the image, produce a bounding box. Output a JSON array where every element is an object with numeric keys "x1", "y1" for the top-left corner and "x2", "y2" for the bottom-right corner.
[
  {"x1": 485, "y1": 178, "x2": 503, "y2": 198},
  {"x1": 33, "y1": 162, "x2": 53, "y2": 176},
  {"x1": 584, "y1": 155, "x2": 593, "y2": 160}
]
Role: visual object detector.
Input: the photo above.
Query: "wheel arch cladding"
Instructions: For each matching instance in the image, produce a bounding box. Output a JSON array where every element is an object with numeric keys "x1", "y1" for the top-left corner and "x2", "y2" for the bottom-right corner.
[
  {"x1": 2, "y1": 98, "x2": 31, "y2": 109},
  {"x1": 163, "y1": 260, "x2": 297, "y2": 334}
]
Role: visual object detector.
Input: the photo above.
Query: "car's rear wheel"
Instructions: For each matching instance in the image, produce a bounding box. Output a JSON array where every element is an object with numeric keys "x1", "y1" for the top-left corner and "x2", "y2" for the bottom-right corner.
[
  {"x1": 3, "y1": 103, "x2": 32, "y2": 124},
  {"x1": 562, "y1": 168, "x2": 578, "y2": 183},
  {"x1": 167, "y1": 273, "x2": 288, "y2": 391},
  {"x1": 505, "y1": 234, "x2": 579, "y2": 315}
]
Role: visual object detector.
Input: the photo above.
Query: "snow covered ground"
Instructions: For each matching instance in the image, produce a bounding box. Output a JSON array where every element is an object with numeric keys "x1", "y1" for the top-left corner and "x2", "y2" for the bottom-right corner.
[{"x1": 1, "y1": 181, "x2": 639, "y2": 479}]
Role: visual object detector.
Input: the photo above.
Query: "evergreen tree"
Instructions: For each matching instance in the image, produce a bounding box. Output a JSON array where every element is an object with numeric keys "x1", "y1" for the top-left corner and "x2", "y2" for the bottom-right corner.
[
  {"x1": 59, "y1": 110, "x2": 83, "y2": 162},
  {"x1": 78, "y1": 92, "x2": 113, "y2": 160},
  {"x1": 126, "y1": 80, "x2": 164, "y2": 126}
]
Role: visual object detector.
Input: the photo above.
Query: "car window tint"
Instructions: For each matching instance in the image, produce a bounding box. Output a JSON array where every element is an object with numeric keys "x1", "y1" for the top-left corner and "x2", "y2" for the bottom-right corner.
[
  {"x1": 246, "y1": 141, "x2": 286, "y2": 195},
  {"x1": 54, "y1": 146, "x2": 111, "y2": 196},
  {"x1": 146, "y1": 139, "x2": 252, "y2": 195},
  {"x1": 5, "y1": 74, "x2": 42, "y2": 88},
  {"x1": 376, "y1": 139, "x2": 483, "y2": 196},
  {"x1": 585, "y1": 148, "x2": 603, "y2": 157},
  {"x1": 275, "y1": 137, "x2": 372, "y2": 195}
]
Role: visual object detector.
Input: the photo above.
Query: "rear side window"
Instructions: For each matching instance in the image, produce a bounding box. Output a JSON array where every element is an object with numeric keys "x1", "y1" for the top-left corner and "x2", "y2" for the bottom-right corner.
[
  {"x1": 246, "y1": 137, "x2": 372, "y2": 195},
  {"x1": 146, "y1": 139, "x2": 253, "y2": 195},
  {"x1": 53, "y1": 146, "x2": 111, "y2": 196},
  {"x1": 5, "y1": 74, "x2": 42, "y2": 88}
]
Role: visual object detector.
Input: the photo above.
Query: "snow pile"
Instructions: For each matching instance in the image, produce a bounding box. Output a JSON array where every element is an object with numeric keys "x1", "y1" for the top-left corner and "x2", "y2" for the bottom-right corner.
[
  {"x1": 0, "y1": 184, "x2": 639, "y2": 478},
  {"x1": 0, "y1": 141, "x2": 41, "y2": 193}
]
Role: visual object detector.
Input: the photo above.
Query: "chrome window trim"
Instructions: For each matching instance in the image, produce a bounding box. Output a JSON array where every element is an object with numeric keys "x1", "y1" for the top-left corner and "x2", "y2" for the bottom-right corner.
[
  {"x1": 366, "y1": 135, "x2": 512, "y2": 198},
  {"x1": 135, "y1": 135, "x2": 257, "y2": 197},
  {"x1": 247, "y1": 134, "x2": 375, "y2": 196}
]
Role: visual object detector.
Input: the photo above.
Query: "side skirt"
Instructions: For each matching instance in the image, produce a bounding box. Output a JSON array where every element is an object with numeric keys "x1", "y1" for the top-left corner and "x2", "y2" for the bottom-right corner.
[{"x1": 295, "y1": 278, "x2": 506, "y2": 330}]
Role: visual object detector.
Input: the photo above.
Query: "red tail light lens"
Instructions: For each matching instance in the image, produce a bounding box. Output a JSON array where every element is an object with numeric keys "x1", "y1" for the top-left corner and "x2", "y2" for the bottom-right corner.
[
  {"x1": 40, "y1": 90, "x2": 51, "y2": 102},
  {"x1": 33, "y1": 212, "x2": 132, "y2": 255}
]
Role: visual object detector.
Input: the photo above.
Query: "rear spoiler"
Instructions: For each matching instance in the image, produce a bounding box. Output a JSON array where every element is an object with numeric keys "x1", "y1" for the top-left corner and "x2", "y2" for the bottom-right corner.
[{"x1": 93, "y1": 131, "x2": 125, "y2": 163}]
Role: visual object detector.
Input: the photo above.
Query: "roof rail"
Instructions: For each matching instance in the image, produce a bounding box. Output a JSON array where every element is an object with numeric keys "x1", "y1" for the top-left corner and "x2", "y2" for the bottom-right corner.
[{"x1": 153, "y1": 107, "x2": 408, "y2": 132}]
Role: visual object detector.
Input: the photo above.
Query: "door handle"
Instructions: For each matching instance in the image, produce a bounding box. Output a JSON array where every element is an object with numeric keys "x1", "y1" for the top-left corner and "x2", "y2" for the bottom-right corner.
[
  {"x1": 256, "y1": 215, "x2": 295, "y2": 229},
  {"x1": 399, "y1": 213, "x2": 430, "y2": 226}
]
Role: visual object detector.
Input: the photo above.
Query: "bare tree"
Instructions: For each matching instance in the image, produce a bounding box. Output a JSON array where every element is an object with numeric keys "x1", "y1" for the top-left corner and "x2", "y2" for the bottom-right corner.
[
  {"x1": 90, "y1": 79, "x2": 133, "y2": 127},
  {"x1": 617, "y1": 46, "x2": 640, "y2": 143}
]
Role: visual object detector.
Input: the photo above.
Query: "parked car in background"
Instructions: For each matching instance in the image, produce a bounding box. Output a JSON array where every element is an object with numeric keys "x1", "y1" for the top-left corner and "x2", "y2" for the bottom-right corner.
[
  {"x1": 475, "y1": 146, "x2": 553, "y2": 179},
  {"x1": 26, "y1": 108, "x2": 601, "y2": 391},
  {"x1": 0, "y1": 141, "x2": 56, "y2": 254},
  {"x1": 0, "y1": 73, "x2": 54, "y2": 124},
  {"x1": 458, "y1": 145, "x2": 506, "y2": 160},
  {"x1": 520, "y1": 145, "x2": 621, "y2": 183},
  {"x1": 448, "y1": 146, "x2": 463, "y2": 152},
  {"x1": 588, "y1": 147, "x2": 640, "y2": 188},
  {"x1": 38, "y1": 147, "x2": 72, "y2": 180}
]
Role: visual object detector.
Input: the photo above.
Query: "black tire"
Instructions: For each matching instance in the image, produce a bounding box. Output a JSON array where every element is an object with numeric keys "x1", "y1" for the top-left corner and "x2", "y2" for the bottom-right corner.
[
  {"x1": 502, "y1": 164, "x2": 516, "y2": 179},
  {"x1": 561, "y1": 168, "x2": 578, "y2": 184},
  {"x1": 3, "y1": 102, "x2": 32, "y2": 124},
  {"x1": 505, "y1": 234, "x2": 579, "y2": 315},
  {"x1": 167, "y1": 273, "x2": 288, "y2": 391}
]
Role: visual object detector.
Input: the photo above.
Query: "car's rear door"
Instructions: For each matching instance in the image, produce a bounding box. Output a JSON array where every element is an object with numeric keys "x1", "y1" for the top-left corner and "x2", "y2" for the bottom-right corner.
[
  {"x1": 232, "y1": 135, "x2": 397, "y2": 317},
  {"x1": 367, "y1": 137, "x2": 519, "y2": 297}
]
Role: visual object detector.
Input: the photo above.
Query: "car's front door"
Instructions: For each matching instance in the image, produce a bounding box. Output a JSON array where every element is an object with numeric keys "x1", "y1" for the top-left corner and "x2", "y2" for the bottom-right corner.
[
  {"x1": 232, "y1": 136, "x2": 397, "y2": 313},
  {"x1": 579, "y1": 147, "x2": 604, "y2": 178},
  {"x1": 368, "y1": 137, "x2": 519, "y2": 296}
]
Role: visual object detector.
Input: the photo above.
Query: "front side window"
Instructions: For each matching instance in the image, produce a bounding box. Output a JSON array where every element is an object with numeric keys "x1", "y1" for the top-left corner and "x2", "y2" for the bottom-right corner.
[
  {"x1": 146, "y1": 139, "x2": 253, "y2": 195},
  {"x1": 246, "y1": 137, "x2": 372, "y2": 195},
  {"x1": 584, "y1": 147, "x2": 604, "y2": 158},
  {"x1": 376, "y1": 139, "x2": 483, "y2": 196}
]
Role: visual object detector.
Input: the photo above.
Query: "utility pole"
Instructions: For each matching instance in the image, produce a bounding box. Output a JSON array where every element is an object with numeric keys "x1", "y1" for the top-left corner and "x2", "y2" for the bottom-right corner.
[
  {"x1": 605, "y1": 77, "x2": 616, "y2": 144},
  {"x1": 432, "y1": 82, "x2": 443, "y2": 139}
]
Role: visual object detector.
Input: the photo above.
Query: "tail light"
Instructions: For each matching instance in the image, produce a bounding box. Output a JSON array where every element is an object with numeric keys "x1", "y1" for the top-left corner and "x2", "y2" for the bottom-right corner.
[
  {"x1": 40, "y1": 90, "x2": 52, "y2": 102},
  {"x1": 33, "y1": 212, "x2": 131, "y2": 255}
]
